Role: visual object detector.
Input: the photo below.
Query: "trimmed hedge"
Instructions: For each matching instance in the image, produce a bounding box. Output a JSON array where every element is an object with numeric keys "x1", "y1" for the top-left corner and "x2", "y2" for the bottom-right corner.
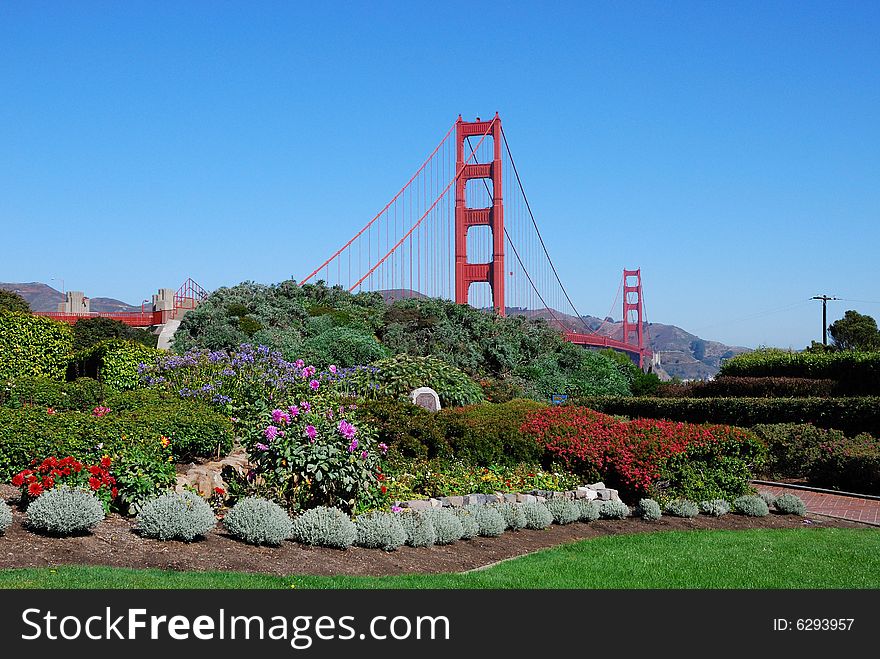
[
  {"x1": 0, "y1": 377, "x2": 104, "y2": 411},
  {"x1": 655, "y1": 377, "x2": 838, "y2": 399},
  {"x1": 809, "y1": 433, "x2": 880, "y2": 495},
  {"x1": 0, "y1": 312, "x2": 73, "y2": 380},
  {"x1": 68, "y1": 339, "x2": 163, "y2": 391},
  {"x1": 719, "y1": 349, "x2": 880, "y2": 394},
  {"x1": 575, "y1": 396, "x2": 880, "y2": 438}
]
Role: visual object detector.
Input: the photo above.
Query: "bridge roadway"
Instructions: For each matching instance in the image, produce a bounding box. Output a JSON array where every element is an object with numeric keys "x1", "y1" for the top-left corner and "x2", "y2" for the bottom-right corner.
[{"x1": 563, "y1": 331, "x2": 653, "y2": 366}]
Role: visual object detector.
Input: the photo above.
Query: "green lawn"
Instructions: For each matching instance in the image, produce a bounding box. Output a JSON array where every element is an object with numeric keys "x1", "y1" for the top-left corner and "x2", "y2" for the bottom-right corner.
[{"x1": 2, "y1": 528, "x2": 878, "y2": 589}]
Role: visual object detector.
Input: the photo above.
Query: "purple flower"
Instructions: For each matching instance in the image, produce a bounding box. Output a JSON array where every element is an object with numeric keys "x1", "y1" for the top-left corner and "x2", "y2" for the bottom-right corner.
[
  {"x1": 378, "y1": 442, "x2": 389, "y2": 455},
  {"x1": 391, "y1": 505, "x2": 402, "y2": 513},
  {"x1": 338, "y1": 420, "x2": 357, "y2": 440},
  {"x1": 348, "y1": 438, "x2": 359, "y2": 453},
  {"x1": 300, "y1": 401, "x2": 312, "y2": 413},
  {"x1": 295, "y1": 359, "x2": 305, "y2": 369},
  {"x1": 271, "y1": 409, "x2": 291, "y2": 425},
  {"x1": 256, "y1": 443, "x2": 269, "y2": 451},
  {"x1": 288, "y1": 404, "x2": 299, "y2": 417},
  {"x1": 309, "y1": 379, "x2": 320, "y2": 391},
  {"x1": 329, "y1": 364, "x2": 337, "y2": 374},
  {"x1": 305, "y1": 425, "x2": 317, "y2": 441},
  {"x1": 360, "y1": 450, "x2": 368, "y2": 460},
  {"x1": 264, "y1": 425, "x2": 279, "y2": 441}
]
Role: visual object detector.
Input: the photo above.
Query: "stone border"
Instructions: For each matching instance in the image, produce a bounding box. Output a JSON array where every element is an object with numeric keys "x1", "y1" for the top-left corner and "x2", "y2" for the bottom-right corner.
[{"x1": 395, "y1": 482, "x2": 621, "y2": 510}]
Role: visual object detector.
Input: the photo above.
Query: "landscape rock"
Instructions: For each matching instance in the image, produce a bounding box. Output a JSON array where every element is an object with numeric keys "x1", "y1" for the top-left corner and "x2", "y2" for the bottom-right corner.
[
  {"x1": 441, "y1": 496, "x2": 464, "y2": 508},
  {"x1": 577, "y1": 487, "x2": 598, "y2": 501}
]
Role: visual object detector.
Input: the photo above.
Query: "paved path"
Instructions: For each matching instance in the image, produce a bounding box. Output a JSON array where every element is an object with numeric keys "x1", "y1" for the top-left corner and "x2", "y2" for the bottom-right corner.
[{"x1": 755, "y1": 483, "x2": 880, "y2": 526}]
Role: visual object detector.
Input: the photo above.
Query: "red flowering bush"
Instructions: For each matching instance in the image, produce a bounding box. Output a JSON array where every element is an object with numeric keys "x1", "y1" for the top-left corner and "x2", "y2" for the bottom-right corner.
[
  {"x1": 521, "y1": 406, "x2": 766, "y2": 503},
  {"x1": 11, "y1": 455, "x2": 117, "y2": 513}
]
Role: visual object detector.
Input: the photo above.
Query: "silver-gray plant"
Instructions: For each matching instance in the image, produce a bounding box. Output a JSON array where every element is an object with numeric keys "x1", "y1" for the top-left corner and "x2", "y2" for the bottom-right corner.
[
  {"x1": 453, "y1": 507, "x2": 479, "y2": 539},
  {"x1": 291, "y1": 506, "x2": 356, "y2": 549},
  {"x1": 137, "y1": 490, "x2": 217, "y2": 542},
  {"x1": 699, "y1": 499, "x2": 731, "y2": 517},
  {"x1": 355, "y1": 511, "x2": 407, "y2": 551},
  {"x1": 492, "y1": 502, "x2": 527, "y2": 531},
  {"x1": 397, "y1": 510, "x2": 436, "y2": 547},
  {"x1": 733, "y1": 495, "x2": 769, "y2": 517},
  {"x1": 223, "y1": 497, "x2": 293, "y2": 546},
  {"x1": 0, "y1": 500, "x2": 11, "y2": 534},
  {"x1": 598, "y1": 499, "x2": 630, "y2": 519},
  {"x1": 521, "y1": 501, "x2": 553, "y2": 530},
  {"x1": 636, "y1": 498, "x2": 662, "y2": 521},
  {"x1": 774, "y1": 493, "x2": 806, "y2": 516},
  {"x1": 664, "y1": 498, "x2": 699, "y2": 518},
  {"x1": 425, "y1": 508, "x2": 464, "y2": 545},
  {"x1": 576, "y1": 499, "x2": 600, "y2": 522},
  {"x1": 546, "y1": 499, "x2": 580, "y2": 525},
  {"x1": 26, "y1": 486, "x2": 105, "y2": 536},
  {"x1": 759, "y1": 491, "x2": 778, "y2": 507},
  {"x1": 466, "y1": 504, "x2": 505, "y2": 537}
]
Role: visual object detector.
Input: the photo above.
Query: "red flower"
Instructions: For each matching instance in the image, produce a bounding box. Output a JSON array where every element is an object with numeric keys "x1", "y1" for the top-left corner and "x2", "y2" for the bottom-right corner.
[
  {"x1": 380, "y1": 485, "x2": 387, "y2": 494},
  {"x1": 88, "y1": 477, "x2": 102, "y2": 491},
  {"x1": 11, "y1": 473, "x2": 24, "y2": 487},
  {"x1": 42, "y1": 477, "x2": 54, "y2": 489},
  {"x1": 100, "y1": 456, "x2": 112, "y2": 469},
  {"x1": 72, "y1": 462, "x2": 83, "y2": 473},
  {"x1": 214, "y1": 487, "x2": 225, "y2": 496},
  {"x1": 28, "y1": 482, "x2": 43, "y2": 497},
  {"x1": 46, "y1": 407, "x2": 55, "y2": 415},
  {"x1": 111, "y1": 487, "x2": 118, "y2": 498},
  {"x1": 88, "y1": 465, "x2": 101, "y2": 476}
]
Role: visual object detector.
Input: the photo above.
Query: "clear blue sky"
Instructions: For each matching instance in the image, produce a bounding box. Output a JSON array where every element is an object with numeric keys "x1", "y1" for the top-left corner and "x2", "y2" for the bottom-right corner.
[{"x1": 1, "y1": 1, "x2": 877, "y2": 349}]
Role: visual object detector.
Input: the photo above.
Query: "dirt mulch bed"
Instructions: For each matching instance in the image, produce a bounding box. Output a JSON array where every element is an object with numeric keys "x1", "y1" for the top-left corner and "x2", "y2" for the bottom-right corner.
[{"x1": 0, "y1": 485, "x2": 874, "y2": 577}]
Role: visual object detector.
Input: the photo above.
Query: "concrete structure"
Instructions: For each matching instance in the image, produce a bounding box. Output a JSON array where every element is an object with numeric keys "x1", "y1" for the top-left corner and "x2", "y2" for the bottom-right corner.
[{"x1": 57, "y1": 291, "x2": 90, "y2": 314}]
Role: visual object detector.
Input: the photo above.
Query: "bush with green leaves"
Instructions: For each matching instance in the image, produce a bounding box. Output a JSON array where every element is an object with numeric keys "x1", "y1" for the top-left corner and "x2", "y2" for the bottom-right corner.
[
  {"x1": 291, "y1": 506, "x2": 356, "y2": 549},
  {"x1": 599, "y1": 500, "x2": 630, "y2": 519},
  {"x1": 301, "y1": 327, "x2": 389, "y2": 369},
  {"x1": 72, "y1": 316, "x2": 157, "y2": 351},
  {"x1": 699, "y1": 499, "x2": 731, "y2": 517},
  {"x1": 521, "y1": 501, "x2": 553, "y2": 529},
  {"x1": 808, "y1": 432, "x2": 880, "y2": 495},
  {"x1": 546, "y1": 499, "x2": 580, "y2": 525},
  {"x1": 26, "y1": 486, "x2": 104, "y2": 536},
  {"x1": 0, "y1": 500, "x2": 12, "y2": 534},
  {"x1": 453, "y1": 507, "x2": 479, "y2": 539},
  {"x1": 136, "y1": 490, "x2": 217, "y2": 541},
  {"x1": 774, "y1": 493, "x2": 806, "y2": 516},
  {"x1": 466, "y1": 504, "x2": 506, "y2": 537},
  {"x1": 664, "y1": 498, "x2": 699, "y2": 518},
  {"x1": 0, "y1": 376, "x2": 103, "y2": 412},
  {"x1": 0, "y1": 289, "x2": 30, "y2": 314},
  {"x1": 576, "y1": 499, "x2": 600, "y2": 522},
  {"x1": 397, "y1": 509, "x2": 436, "y2": 547},
  {"x1": 347, "y1": 354, "x2": 484, "y2": 408},
  {"x1": 425, "y1": 508, "x2": 464, "y2": 544},
  {"x1": 222, "y1": 497, "x2": 293, "y2": 546},
  {"x1": 68, "y1": 339, "x2": 163, "y2": 391},
  {"x1": 355, "y1": 511, "x2": 407, "y2": 551},
  {"x1": 733, "y1": 495, "x2": 769, "y2": 517},
  {"x1": 636, "y1": 498, "x2": 662, "y2": 521},
  {"x1": 759, "y1": 491, "x2": 777, "y2": 507},
  {"x1": 492, "y1": 502, "x2": 527, "y2": 531},
  {"x1": 0, "y1": 312, "x2": 72, "y2": 380}
]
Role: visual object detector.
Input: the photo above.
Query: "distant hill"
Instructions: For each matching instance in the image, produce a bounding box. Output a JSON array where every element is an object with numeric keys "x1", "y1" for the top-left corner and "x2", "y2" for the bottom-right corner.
[{"x1": 0, "y1": 282, "x2": 138, "y2": 314}]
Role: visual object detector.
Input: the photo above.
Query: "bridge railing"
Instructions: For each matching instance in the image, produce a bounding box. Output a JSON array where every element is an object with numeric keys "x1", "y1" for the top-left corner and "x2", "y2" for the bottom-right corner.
[{"x1": 34, "y1": 311, "x2": 165, "y2": 327}]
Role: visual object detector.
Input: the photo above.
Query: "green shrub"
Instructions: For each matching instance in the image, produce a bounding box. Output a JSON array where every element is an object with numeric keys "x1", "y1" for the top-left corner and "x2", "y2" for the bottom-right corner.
[
  {"x1": 424, "y1": 508, "x2": 464, "y2": 544},
  {"x1": 301, "y1": 327, "x2": 389, "y2": 368},
  {"x1": 68, "y1": 339, "x2": 163, "y2": 391},
  {"x1": 26, "y1": 486, "x2": 104, "y2": 536},
  {"x1": 752, "y1": 423, "x2": 837, "y2": 481},
  {"x1": 546, "y1": 499, "x2": 580, "y2": 525},
  {"x1": 72, "y1": 317, "x2": 157, "y2": 351},
  {"x1": 492, "y1": 502, "x2": 527, "y2": 531},
  {"x1": 0, "y1": 500, "x2": 12, "y2": 534},
  {"x1": 576, "y1": 499, "x2": 600, "y2": 522},
  {"x1": 291, "y1": 506, "x2": 356, "y2": 549},
  {"x1": 103, "y1": 387, "x2": 180, "y2": 412},
  {"x1": 808, "y1": 433, "x2": 880, "y2": 495},
  {"x1": 0, "y1": 376, "x2": 103, "y2": 411},
  {"x1": 636, "y1": 498, "x2": 662, "y2": 521},
  {"x1": 349, "y1": 354, "x2": 484, "y2": 407},
  {"x1": 453, "y1": 508, "x2": 479, "y2": 539},
  {"x1": 575, "y1": 396, "x2": 880, "y2": 439},
  {"x1": 137, "y1": 491, "x2": 216, "y2": 541},
  {"x1": 466, "y1": 504, "x2": 506, "y2": 537},
  {"x1": 354, "y1": 511, "x2": 407, "y2": 551},
  {"x1": 222, "y1": 497, "x2": 293, "y2": 546},
  {"x1": 355, "y1": 398, "x2": 449, "y2": 460},
  {"x1": 598, "y1": 500, "x2": 630, "y2": 519},
  {"x1": 656, "y1": 377, "x2": 838, "y2": 399},
  {"x1": 699, "y1": 499, "x2": 731, "y2": 517},
  {"x1": 774, "y1": 494, "x2": 806, "y2": 516},
  {"x1": 0, "y1": 312, "x2": 72, "y2": 380},
  {"x1": 119, "y1": 401, "x2": 234, "y2": 461},
  {"x1": 521, "y1": 501, "x2": 553, "y2": 529},
  {"x1": 0, "y1": 289, "x2": 30, "y2": 314},
  {"x1": 733, "y1": 495, "x2": 769, "y2": 517},
  {"x1": 664, "y1": 498, "x2": 699, "y2": 518},
  {"x1": 397, "y1": 509, "x2": 436, "y2": 547},
  {"x1": 720, "y1": 349, "x2": 880, "y2": 394}
]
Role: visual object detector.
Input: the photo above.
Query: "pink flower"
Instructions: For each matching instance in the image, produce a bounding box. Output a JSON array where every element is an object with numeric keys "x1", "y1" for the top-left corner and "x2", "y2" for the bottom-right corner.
[
  {"x1": 329, "y1": 365, "x2": 337, "y2": 374},
  {"x1": 338, "y1": 420, "x2": 357, "y2": 440},
  {"x1": 391, "y1": 505, "x2": 402, "y2": 513},
  {"x1": 378, "y1": 442, "x2": 388, "y2": 455},
  {"x1": 256, "y1": 443, "x2": 269, "y2": 451},
  {"x1": 305, "y1": 425, "x2": 317, "y2": 441},
  {"x1": 264, "y1": 425, "x2": 279, "y2": 441},
  {"x1": 360, "y1": 450, "x2": 368, "y2": 460},
  {"x1": 348, "y1": 438, "x2": 359, "y2": 453},
  {"x1": 309, "y1": 379, "x2": 320, "y2": 391},
  {"x1": 271, "y1": 409, "x2": 290, "y2": 425},
  {"x1": 295, "y1": 359, "x2": 305, "y2": 369},
  {"x1": 288, "y1": 405, "x2": 299, "y2": 417},
  {"x1": 300, "y1": 401, "x2": 312, "y2": 413}
]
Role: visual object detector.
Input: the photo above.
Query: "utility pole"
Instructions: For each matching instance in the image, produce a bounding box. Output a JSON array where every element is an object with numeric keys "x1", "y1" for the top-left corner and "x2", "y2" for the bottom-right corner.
[{"x1": 811, "y1": 295, "x2": 839, "y2": 346}]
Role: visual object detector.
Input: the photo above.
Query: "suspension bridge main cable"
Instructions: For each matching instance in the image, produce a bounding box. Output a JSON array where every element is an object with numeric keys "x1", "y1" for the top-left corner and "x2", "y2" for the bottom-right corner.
[{"x1": 500, "y1": 126, "x2": 594, "y2": 334}]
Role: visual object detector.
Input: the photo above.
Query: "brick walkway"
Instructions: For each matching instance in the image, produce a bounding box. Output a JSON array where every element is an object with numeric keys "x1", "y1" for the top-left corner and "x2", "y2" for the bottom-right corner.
[{"x1": 755, "y1": 483, "x2": 880, "y2": 526}]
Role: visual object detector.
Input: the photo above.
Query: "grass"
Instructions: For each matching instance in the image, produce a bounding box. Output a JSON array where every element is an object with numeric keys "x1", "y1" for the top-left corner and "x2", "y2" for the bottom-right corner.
[{"x1": 2, "y1": 527, "x2": 879, "y2": 589}]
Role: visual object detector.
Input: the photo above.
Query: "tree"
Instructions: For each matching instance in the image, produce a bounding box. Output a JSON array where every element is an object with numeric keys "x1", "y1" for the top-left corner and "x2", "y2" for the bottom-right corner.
[
  {"x1": 72, "y1": 317, "x2": 157, "y2": 351},
  {"x1": 829, "y1": 310, "x2": 880, "y2": 351},
  {"x1": 0, "y1": 289, "x2": 30, "y2": 314}
]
